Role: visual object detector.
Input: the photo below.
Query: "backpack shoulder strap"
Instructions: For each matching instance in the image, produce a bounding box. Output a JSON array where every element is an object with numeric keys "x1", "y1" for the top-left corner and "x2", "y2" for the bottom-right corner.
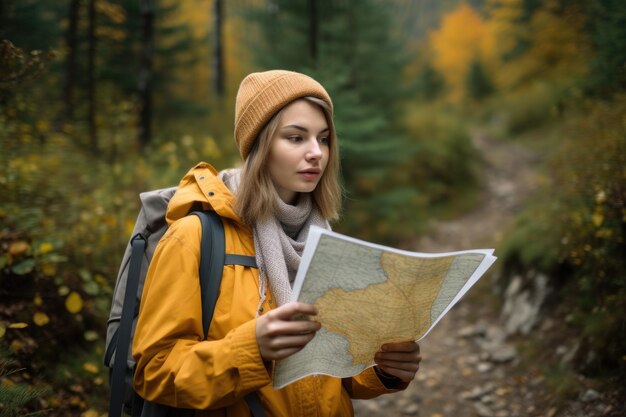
[
  {"x1": 192, "y1": 211, "x2": 264, "y2": 417},
  {"x1": 192, "y1": 210, "x2": 225, "y2": 338},
  {"x1": 108, "y1": 233, "x2": 145, "y2": 417},
  {"x1": 192, "y1": 211, "x2": 258, "y2": 336}
]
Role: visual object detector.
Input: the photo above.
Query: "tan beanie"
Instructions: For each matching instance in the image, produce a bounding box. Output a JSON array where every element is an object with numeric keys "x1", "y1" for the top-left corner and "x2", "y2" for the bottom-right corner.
[{"x1": 234, "y1": 70, "x2": 333, "y2": 160}]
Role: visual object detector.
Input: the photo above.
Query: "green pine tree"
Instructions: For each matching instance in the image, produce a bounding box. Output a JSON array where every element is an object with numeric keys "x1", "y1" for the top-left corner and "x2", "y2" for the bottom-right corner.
[
  {"x1": 247, "y1": 0, "x2": 421, "y2": 243},
  {"x1": 415, "y1": 62, "x2": 445, "y2": 101},
  {"x1": 98, "y1": 0, "x2": 205, "y2": 139},
  {"x1": 585, "y1": 0, "x2": 626, "y2": 94},
  {"x1": 0, "y1": 355, "x2": 49, "y2": 417},
  {"x1": 465, "y1": 58, "x2": 493, "y2": 101}
]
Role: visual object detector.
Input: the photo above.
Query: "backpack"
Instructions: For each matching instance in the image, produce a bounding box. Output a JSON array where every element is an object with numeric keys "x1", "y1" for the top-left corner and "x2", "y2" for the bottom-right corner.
[{"x1": 104, "y1": 187, "x2": 265, "y2": 417}]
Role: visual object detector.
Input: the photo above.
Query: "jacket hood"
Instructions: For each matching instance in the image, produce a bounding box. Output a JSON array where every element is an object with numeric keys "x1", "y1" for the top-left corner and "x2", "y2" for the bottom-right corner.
[{"x1": 166, "y1": 162, "x2": 243, "y2": 226}]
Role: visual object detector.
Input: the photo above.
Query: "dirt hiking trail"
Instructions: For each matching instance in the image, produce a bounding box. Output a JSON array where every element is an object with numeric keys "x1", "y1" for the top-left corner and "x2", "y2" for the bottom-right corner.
[{"x1": 352, "y1": 132, "x2": 623, "y2": 417}]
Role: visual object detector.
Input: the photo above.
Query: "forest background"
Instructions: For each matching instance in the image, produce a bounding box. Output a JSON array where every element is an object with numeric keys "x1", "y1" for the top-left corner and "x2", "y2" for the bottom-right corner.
[{"x1": 0, "y1": 0, "x2": 624, "y2": 416}]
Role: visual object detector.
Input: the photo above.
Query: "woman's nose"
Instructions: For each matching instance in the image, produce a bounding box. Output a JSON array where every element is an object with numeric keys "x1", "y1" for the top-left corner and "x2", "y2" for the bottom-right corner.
[{"x1": 306, "y1": 138, "x2": 323, "y2": 160}]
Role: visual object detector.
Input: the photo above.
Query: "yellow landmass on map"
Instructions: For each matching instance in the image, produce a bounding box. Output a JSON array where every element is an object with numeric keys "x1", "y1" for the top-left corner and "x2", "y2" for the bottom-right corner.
[{"x1": 315, "y1": 253, "x2": 454, "y2": 365}]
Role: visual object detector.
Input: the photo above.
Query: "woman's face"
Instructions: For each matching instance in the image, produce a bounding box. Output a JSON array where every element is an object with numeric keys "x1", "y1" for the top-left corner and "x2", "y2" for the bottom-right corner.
[{"x1": 267, "y1": 99, "x2": 330, "y2": 204}]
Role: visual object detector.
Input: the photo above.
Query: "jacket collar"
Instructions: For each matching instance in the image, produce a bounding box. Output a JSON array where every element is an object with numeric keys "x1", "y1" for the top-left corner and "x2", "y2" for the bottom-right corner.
[{"x1": 166, "y1": 162, "x2": 245, "y2": 228}]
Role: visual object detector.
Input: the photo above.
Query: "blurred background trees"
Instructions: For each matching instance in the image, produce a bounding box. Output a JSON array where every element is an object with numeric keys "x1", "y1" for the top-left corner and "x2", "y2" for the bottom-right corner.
[{"x1": 0, "y1": 0, "x2": 624, "y2": 415}]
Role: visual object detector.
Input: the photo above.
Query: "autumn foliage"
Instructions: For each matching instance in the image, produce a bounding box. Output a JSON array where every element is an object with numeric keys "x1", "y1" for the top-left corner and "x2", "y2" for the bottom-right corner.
[{"x1": 1, "y1": 0, "x2": 625, "y2": 415}]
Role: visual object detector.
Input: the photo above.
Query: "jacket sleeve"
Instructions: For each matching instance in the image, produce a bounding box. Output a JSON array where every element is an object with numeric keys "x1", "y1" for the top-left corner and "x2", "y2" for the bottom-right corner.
[
  {"x1": 132, "y1": 216, "x2": 271, "y2": 409},
  {"x1": 342, "y1": 367, "x2": 409, "y2": 399}
]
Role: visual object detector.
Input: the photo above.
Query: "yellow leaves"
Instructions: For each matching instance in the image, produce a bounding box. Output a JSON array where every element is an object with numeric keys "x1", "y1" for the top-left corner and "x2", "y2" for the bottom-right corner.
[
  {"x1": 41, "y1": 262, "x2": 57, "y2": 276},
  {"x1": 161, "y1": 141, "x2": 177, "y2": 154},
  {"x1": 36, "y1": 119, "x2": 49, "y2": 132},
  {"x1": 429, "y1": 0, "x2": 590, "y2": 100},
  {"x1": 202, "y1": 136, "x2": 222, "y2": 161},
  {"x1": 595, "y1": 228, "x2": 613, "y2": 239},
  {"x1": 33, "y1": 312, "x2": 50, "y2": 326},
  {"x1": 84, "y1": 330, "x2": 99, "y2": 342},
  {"x1": 82, "y1": 362, "x2": 99, "y2": 374},
  {"x1": 97, "y1": 27, "x2": 127, "y2": 41},
  {"x1": 94, "y1": 274, "x2": 108, "y2": 286},
  {"x1": 125, "y1": 219, "x2": 136, "y2": 238},
  {"x1": 592, "y1": 211, "x2": 604, "y2": 227},
  {"x1": 96, "y1": 1, "x2": 126, "y2": 23},
  {"x1": 69, "y1": 395, "x2": 85, "y2": 407},
  {"x1": 8, "y1": 241, "x2": 30, "y2": 256},
  {"x1": 491, "y1": 1, "x2": 589, "y2": 89},
  {"x1": 38, "y1": 242, "x2": 54, "y2": 254},
  {"x1": 0, "y1": 322, "x2": 29, "y2": 338},
  {"x1": 430, "y1": 3, "x2": 496, "y2": 100},
  {"x1": 81, "y1": 409, "x2": 104, "y2": 417},
  {"x1": 103, "y1": 214, "x2": 117, "y2": 227},
  {"x1": 10, "y1": 339, "x2": 23, "y2": 353},
  {"x1": 48, "y1": 396, "x2": 61, "y2": 408},
  {"x1": 65, "y1": 292, "x2": 84, "y2": 314}
]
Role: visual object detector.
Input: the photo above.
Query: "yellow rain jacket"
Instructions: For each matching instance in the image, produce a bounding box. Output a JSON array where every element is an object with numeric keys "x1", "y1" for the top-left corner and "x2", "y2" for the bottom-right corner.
[{"x1": 133, "y1": 162, "x2": 408, "y2": 416}]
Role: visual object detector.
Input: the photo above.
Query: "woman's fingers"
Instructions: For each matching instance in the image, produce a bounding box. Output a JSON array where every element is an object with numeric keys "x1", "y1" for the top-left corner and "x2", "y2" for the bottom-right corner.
[
  {"x1": 257, "y1": 328, "x2": 318, "y2": 360},
  {"x1": 256, "y1": 302, "x2": 321, "y2": 361},
  {"x1": 375, "y1": 357, "x2": 421, "y2": 371},
  {"x1": 264, "y1": 318, "x2": 321, "y2": 336},
  {"x1": 269, "y1": 302, "x2": 318, "y2": 320},
  {"x1": 267, "y1": 333, "x2": 317, "y2": 351},
  {"x1": 374, "y1": 341, "x2": 422, "y2": 382},
  {"x1": 376, "y1": 364, "x2": 419, "y2": 382},
  {"x1": 375, "y1": 350, "x2": 422, "y2": 362},
  {"x1": 380, "y1": 341, "x2": 420, "y2": 353}
]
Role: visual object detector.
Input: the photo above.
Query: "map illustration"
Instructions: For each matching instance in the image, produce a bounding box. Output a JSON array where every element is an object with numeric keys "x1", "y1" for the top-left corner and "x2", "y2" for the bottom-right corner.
[{"x1": 273, "y1": 226, "x2": 497, "y2": 389}]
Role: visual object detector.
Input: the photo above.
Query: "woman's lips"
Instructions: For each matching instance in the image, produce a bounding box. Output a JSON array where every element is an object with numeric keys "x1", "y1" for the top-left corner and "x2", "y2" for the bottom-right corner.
[{"x1": 298, "y1": 169, "x2": 321, "y2": 180}]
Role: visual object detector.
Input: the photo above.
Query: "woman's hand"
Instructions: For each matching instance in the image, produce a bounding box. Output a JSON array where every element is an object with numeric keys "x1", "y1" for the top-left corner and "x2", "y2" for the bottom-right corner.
[
  {"x1": 256, "y1": 302, "x2": 321, "y2": 361},
  {"x1": 374, "y1": 341, "x2": 422, "y2": 383}
]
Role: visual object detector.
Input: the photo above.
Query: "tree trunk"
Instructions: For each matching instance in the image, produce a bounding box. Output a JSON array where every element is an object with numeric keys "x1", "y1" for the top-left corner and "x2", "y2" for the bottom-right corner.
[
  {"x1": 213, "y1": 0, "x2": 224, "y2": 99},
  {"x1": 138, "y1": 0, "x2": 154, "y2": 149},
  {"x1": 60, "y1": 0, "x2": 81, "y2": 130},
  {"x1": 88, "y1": 0, "x2": 97, "y2": 151},
  {"x1": 308, "y1": 0, "x2": 318, "y2": 67},
  {"x1": 0, "y1": 1, "x2": 5, "y2": 38}
]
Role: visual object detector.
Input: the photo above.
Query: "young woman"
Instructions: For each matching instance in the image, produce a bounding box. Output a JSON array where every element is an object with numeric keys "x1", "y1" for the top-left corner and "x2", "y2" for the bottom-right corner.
[{"x1": 132, "y1": 70, "x2": 422, "y2": 416}]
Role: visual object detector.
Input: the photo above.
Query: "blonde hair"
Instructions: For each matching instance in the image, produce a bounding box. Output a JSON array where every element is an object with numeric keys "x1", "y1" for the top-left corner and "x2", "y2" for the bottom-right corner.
[{"x1": 235, "y1": 97, "x2": 342, "y2": 225}]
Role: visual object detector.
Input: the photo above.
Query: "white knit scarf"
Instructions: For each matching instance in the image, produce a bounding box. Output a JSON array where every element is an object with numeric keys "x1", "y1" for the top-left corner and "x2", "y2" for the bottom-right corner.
[{"x1": 219, "y1": 168, "x2": 329, "y2": 309}]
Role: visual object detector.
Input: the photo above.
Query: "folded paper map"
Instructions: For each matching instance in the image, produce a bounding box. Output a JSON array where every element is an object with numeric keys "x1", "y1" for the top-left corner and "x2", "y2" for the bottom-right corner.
[{"x1": 273, "y1": 226, "x2": 497, "y2": 389}]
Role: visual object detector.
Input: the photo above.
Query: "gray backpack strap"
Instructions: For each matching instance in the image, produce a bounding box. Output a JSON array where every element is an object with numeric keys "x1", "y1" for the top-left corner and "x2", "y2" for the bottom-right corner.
[
  {"x1": 105, "y1": 187, "x2": 178, "y2": 365},
  {"x1": 108, "y1": 233, "x2": 145, "y2": 417},
  {"x1": 244, "y1": 392, "x2": 266, "y2": 417},
  {"x1": 224, "y1": 254, "x2": 257, "y2": 268},
  {"x1": 192, "y1": 211, "x2": 265, "y2": 417},
  {"x1": 194, "y1": 210, "x2": 225, "y2": 338}
]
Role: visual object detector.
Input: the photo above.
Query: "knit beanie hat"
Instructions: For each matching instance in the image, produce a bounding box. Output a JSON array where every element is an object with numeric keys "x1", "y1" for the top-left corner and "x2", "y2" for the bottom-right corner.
[{"x1": 234, "y1": 70, "x2": 333, "y2": 160}]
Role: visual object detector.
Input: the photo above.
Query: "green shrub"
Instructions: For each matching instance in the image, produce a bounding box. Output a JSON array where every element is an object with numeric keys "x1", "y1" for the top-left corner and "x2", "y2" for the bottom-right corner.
[
  {"x1": 0, "y1": 85, "x2": 228, "y2": 415},
  {"x1": 500, "y1": 95, "x2": 626, "y2": 379},
  {"x1": 489, "y1": 81, "x2": 575, "y2": 136},
  {"x1": 404, "y1": 105, "x2": 481, "y2": 215}
]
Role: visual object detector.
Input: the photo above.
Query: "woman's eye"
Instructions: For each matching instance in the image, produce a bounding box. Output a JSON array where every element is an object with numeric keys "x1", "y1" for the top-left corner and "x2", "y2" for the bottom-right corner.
[
  {"x1": 287, "y1": 135, "x2": 303, "y2": 143},
  {"x1": 319, "y1": 136, "x2": 330, "y2": 145}
]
